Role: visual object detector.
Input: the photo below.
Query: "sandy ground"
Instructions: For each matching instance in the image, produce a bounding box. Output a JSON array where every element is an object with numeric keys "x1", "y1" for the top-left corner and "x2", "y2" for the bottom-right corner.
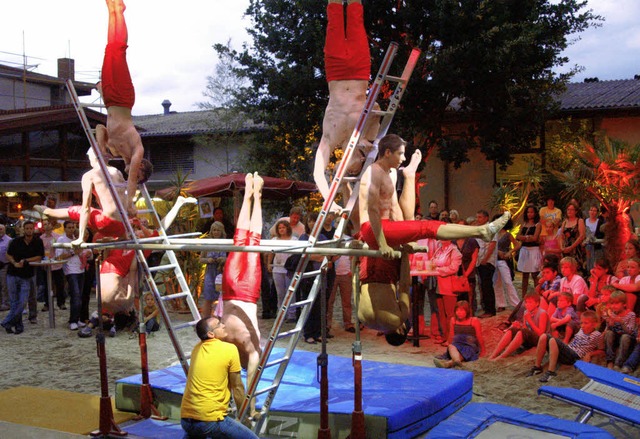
[{"x1": 0, "y1": 274, "x2": 634, "y2": 437}]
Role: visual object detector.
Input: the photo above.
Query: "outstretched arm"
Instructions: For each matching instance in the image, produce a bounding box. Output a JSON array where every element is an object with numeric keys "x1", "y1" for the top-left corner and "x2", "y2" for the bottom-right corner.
[
  {"x1": 125, "y1": 142, "x2": 144, "y2": 214},
  {"x1": 72, "y1": 173, "x2": 95, "y2": 247}
]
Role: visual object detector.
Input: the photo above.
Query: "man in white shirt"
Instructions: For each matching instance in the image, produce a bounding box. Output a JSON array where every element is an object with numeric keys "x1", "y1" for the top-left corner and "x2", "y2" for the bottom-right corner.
[
  {"x1": 56, "y1": 222, "x2": 90, "y2": 330},
  {"x1": 269, "y1": 206, "x2": 305, "y2": 238}
]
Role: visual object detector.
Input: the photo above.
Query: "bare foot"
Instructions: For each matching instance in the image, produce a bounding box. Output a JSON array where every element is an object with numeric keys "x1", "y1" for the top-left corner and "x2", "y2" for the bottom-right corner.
[
  {"x1": 402, "y1": 149, "x2": 422, "y2": 179},
  {"x1": 479, "y1": 211, "x2": 511, "y2": 242},
  {"x1": 180, "y1": 196, "x2": 197, "y2": 205},
  {"x1": 244, "y1": 173, "x2": 254, "y2": 198},
  {"x1": 32, "y1": 205, "x2": 49, "y2": 220},
  {"x1": 401, "y1": 242, "x2": 428, "y2": 254},
  {"x1": 253, "y1": 172, "x2": 264, "y2": 196}
]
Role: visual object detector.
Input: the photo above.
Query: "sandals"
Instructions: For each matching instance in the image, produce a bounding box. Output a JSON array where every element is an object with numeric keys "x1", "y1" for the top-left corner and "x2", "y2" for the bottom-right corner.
[{"x1": 305, "y1": 337, "x2": 317, "y2": 344}]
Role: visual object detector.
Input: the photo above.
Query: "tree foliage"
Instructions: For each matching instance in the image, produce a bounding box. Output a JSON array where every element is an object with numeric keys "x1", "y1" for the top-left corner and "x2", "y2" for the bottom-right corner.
[
  {"x1": 552, "y1": 137, "x2": 640, "y2": 266},
  {"x1": 214, "y1": 0, "x2": 600, "y2": 178}
]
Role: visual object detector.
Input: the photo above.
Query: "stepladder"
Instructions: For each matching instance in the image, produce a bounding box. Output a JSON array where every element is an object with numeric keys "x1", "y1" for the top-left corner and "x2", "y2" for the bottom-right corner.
[
  {"x1": 238, "y1": 42, "x2": 422, "y2": 433},
  {"x1": 65, "y1": 79, "x2": 201, "y2": 377}
]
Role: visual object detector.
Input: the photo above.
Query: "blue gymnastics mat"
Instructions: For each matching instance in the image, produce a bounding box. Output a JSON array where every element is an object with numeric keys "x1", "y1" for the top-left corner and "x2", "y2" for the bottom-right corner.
[
  {"x1": 425, "y1": 402, "x2": 614, "y2": 438},
  {"x1": 116, "y1": 348, "x2": 472, "y2": 438}
]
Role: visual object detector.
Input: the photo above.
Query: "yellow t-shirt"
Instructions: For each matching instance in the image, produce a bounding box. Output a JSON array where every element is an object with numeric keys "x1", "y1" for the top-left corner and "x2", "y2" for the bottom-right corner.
[{"x1": 180, "y1": 338, "x2": 241, "y2": 421}]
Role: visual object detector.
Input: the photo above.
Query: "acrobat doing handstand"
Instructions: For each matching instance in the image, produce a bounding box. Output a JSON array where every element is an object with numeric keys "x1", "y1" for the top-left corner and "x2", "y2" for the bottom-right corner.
[
  {"x1": 314, "y1": 0, "x2": 381, "y2": 210},
  {"x1": 218, "y1": 173, "x2": 264, "y2": 417},
  {"x1": 95, "y1": 0, "x2": 151, "y2": 215},
  {"x1": 356, "y1": 134, "x2": 510, "y2": 345}
]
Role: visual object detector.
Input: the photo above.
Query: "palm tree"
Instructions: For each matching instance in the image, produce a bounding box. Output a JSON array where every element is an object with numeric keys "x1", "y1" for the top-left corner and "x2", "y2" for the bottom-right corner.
[{"x1": 552, "y1": 137, "x2": 640, "y2": 267}]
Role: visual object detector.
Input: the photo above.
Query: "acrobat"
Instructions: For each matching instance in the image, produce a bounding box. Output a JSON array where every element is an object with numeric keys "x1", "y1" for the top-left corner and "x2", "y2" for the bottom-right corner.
[
  {"x1": 34, "y1": 148, "x2": 134, "y2": 245},
  {"x1": 314, "y1": 0, "x2": 381, "y2": 210},
  {"x1": 87, "y1": 195, "x2": 196, "y2": 317},
  {"x1": 95, "y1": 0, "x2": 151, "y2": 214},
  {"x1": 356, "y1": 134, "x2": 509, "y2": 343},
  {"x1": 220, "y1": 173, "x2": 263, "y2": 417},
  {"x1": 358, "y1": 134, "x2": 510, "y2": 258}
]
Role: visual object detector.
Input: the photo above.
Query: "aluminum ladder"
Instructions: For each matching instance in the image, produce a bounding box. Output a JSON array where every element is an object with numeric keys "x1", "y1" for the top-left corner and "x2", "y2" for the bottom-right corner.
[
  {"x1": 238, "y1": 43, "x2": 422, "y2": 433},
  {"x1": 65, "y1": 79, "x2": 200, "y2": 376}
]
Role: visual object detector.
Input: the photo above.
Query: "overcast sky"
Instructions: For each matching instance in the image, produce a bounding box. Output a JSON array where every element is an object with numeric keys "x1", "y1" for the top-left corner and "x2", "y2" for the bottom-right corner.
[{"x1": 2, "y1": 0, "x2": 639, "y2": 116}]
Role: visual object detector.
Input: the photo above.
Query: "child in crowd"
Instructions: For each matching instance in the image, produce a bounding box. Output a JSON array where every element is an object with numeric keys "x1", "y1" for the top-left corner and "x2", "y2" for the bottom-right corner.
[
  {"x1": 536, "y1": 263, "x2": 562, "y2": 316},
  {"x1": 550, "y1": 292, "x2": 580, "y2": 343},
  {"x1": 142, "y1": 292, "x2": 160, "y2": 335},
  {"x1": 526, "y1": 310, "x2": 603, "y2": 383},
  {"x1": 490, "y1": 292, "x2": 549, "y2": 359},
  {"x1": 540, "y1": 220, "x2": 562, "y2": 260},
  {"x1": 595, "y1": 285, "x2": 614, "y2": 332},
  {"x1": 433, "y1": 300, "x2": 485, "y2": 368},
  {"x1": 559, "y1": 257, "x2": 589, "y2": 313},
  {"x1": 585, "y1": 258, "x2": 617, "y2": 311},
  {"x1": 622, "y1": 332, "x2": 640, "y2": 374},
  {"x1": 603, "y1": 290, "x2": 637, "y2": 369},
  {"x1": 612, "y1": 257, "x2": 640, "y2": 315}
]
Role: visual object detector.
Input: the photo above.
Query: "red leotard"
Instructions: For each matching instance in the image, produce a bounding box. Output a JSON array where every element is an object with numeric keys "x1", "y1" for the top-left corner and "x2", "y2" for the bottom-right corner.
[
  {"x1": 222, "y1": 229, "x2": 261, "y2": 303},
  {"x1": 360, "y1": 219, "x2": 443, "y2": 250},
  {"x1": 324, "y1": 2, "x2": 370, "y2": 82}
]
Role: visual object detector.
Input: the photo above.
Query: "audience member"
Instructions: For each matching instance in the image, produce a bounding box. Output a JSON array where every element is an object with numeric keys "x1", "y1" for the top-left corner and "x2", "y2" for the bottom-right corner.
[
  {"x1": 559, "y1": 256, "x2": 589, "y2": 313},
  {"x1": 199, "y1": 222, "x2": 227, "y2": 319},
  {"x1": 584, "y1": 258, "x2": 617, "y2": 311},
  {"x1": 536, "y1": 262, "x2": 562, "y2": 316},
  {"x1": 36, "y1": 218, "x2": 65, "y2": 312},
  {"x1": 490, "y1": 292, "x2": 549, "y2": 359},
  {"x1": 267, "y1": 220, "x2": 295, "y2": 322},
  {"x1": 516, "y1": 205, "x2": 542, "y2": 296},
  {"x1": 540, "y1": 220, "x2": 562, "y2": 260},
  {"x1": 1, "y1": 221, "x2": 44, "y2": 334},
  {"x1": 476, "y1": 210, "x2": 498, "y2": 318},
  {"x1": 584, "y1": 205, "x2": 605, "y2": 271},
  {"x1": 141, "y1": 292, "x2": 160, "y2": 334},
  {"x1": 0, "y1": 224, "x2": 12, "y2": 311},
  {"x1": 269, "y1": 206, "x2": 305, "y2": 238},
  {"x1": 561, "y1": 202, "x2": 586, "y2": 275},
  {"x1": 539, "y1": 197, "x2": 562, "y2": 236},
  {"x1": 433, "y1": 239, "x2": 463, "y2": 342},
  {"x1": 449, "y1": 209, "x2": 463, "y2": 225},
  {"x1": 433, "y1": 300, "x2": 485, "y2": 368},
  {"x1": 56, "y1": 221, "x2": 90, "y2": 331},
  {"x1": 602, "y1": 290, "x2": 637, "y2": 369},
  {"x1": 611, "y1": 256, "x2": 640, "y2": 315},
  {"x1": 493, "y1": 217, "x2": 520, "y2": 312},
  {"x1": 550, "y1": 292, "x2": 580, "y2": 343},
  {"x1": 526, "y1": 310, "x2": 603, "y2": 383}
]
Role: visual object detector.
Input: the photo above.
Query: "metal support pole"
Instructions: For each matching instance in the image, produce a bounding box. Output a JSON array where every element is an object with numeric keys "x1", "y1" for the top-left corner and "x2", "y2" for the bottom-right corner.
[{"x1": 348, "y1": 257, "x2": 365, "y2": 439}]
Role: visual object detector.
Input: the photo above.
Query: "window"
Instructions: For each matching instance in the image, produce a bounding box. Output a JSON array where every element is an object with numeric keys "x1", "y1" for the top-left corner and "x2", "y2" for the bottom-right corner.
[{"x1": 151, "y1": 142, "x2": 194, "y2": 173}]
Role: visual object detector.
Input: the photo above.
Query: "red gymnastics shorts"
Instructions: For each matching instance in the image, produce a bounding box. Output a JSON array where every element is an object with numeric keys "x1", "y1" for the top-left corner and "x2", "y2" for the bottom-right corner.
[
  {"x1": 324, "y1": 2, "x2": 370, "y2": 82},
  {"x1": 222, "y1": 229, "x2": 261, "y2": 303},
  {"x1": 101, "y1": 42, "x2": 135, "y2": 109},
  {"x1": 68, "y1": 205, "x2": 126, "y2": 238}
]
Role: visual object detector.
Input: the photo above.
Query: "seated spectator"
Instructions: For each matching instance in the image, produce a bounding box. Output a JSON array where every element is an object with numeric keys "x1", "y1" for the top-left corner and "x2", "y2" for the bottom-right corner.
[
  {"x1": 433, "y1": 300, "x2": 485, "y2": 368},
  {"x1": 603, "y1": 290, "x2": 637, "y2": 369},
  {"x1": 559, "y1": 256, "x2": 589, "y2": 313},
  {"x1": 526, "y1": 310, "x2": 603, "y2": 383},
  {"x1": 611, "y1": 256, "x2": 640, "y2": 315},
  {"x1": 585, "y1": 258, "x2": 617, "y2": 311},
  {"x1": 141, "y1": 292, "x2": 160, "y2": 335},
  {"x1": 550, "y1": 292, "x2": 580, "y2": 343},
  {"x1": 536, "y1": 263, "x2": 562, "y2": 317},
  {"x1": 490, "y1": 292, "x2": 549, "y2": 360}
]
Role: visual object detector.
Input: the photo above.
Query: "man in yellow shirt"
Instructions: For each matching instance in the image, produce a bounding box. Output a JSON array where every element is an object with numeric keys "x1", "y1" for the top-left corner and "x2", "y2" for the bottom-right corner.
[{"x1": 180, "y1": 316, "x2": 258, "y2": 438}]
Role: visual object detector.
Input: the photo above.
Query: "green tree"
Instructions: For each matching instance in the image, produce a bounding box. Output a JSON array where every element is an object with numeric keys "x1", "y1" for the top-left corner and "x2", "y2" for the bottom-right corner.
[
  {"x1": 552, "y1": 137, "x2": 640, "y2": 267},
  {"x1": 214, "y1": 0, "x2": 600, "y2": 178}
]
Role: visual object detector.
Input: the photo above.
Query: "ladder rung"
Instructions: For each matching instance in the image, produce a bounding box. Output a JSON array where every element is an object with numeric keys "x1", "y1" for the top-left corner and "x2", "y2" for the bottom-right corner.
[
  {"x1": 384, "y1": 74, "x2": 405, "y2": 83},
  {"x1": 253, "y1": 384, "x2": 279, "y2": 397},
  {"x1": 173, "y1": 320, "x2": 198, "y2": 331},
  {"x1": 300, "y1": 269, "x2": 321, "y2": 279},
  {"x1": 370, "y1": 109, "x2": 394, "y2": 117},
  {"x1": 274, "y1": 327, "x2": 302, "y2": 339},
  {"x1": 160, "y1": 291, "x2": 190, "y2": 301},
  {"x1": 80, "y1": 102, "x2": 107, "y2": 108},
  {"x1": 149, "y1": 263, "x2": 179, "y2": 273},
  {"x1": 289, "y1": 297, "x2": 314, "y2": 309},
  {"x1": 264, "y1": 355, "x2": 290, "y2": 369},
  {"x1": 136, "y1": 209, "x2": 155, "y2": 214}
]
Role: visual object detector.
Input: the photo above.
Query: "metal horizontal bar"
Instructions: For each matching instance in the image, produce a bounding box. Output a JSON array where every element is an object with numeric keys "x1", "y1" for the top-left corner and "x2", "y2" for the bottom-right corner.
[{"x1": 160, "y1": 291, "x2": 190, "y2": 301}]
